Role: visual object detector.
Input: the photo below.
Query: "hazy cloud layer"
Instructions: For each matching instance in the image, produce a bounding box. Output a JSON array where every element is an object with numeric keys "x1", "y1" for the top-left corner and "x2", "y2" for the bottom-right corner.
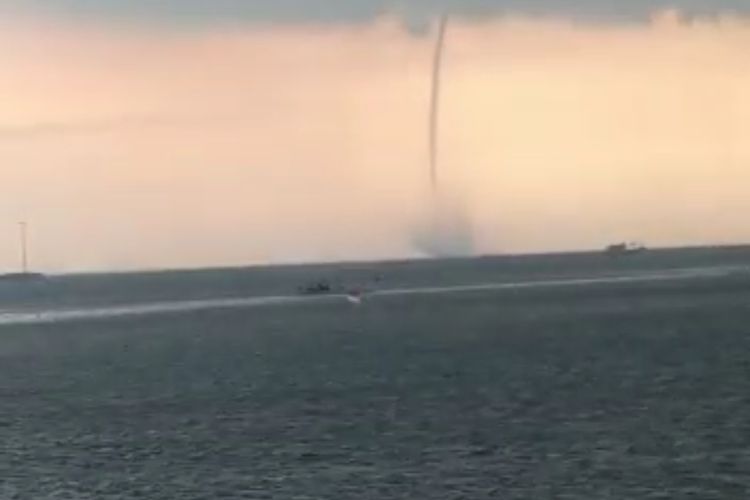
[
  {"x1": 6, "y1": 0, "x2": 750, "y2": 26},
  {"x1": 2, "y1": 13, "x2": 750, "y2": 271}
]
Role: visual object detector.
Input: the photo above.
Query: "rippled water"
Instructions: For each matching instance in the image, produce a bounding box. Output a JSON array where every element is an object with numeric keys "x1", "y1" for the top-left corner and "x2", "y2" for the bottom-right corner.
[
  {"x1": 0, "y1": 265, "x2": 742, "y2": 326},
  {"x1": 1, "y1": 254, "x2": 750, "y2": 498}
]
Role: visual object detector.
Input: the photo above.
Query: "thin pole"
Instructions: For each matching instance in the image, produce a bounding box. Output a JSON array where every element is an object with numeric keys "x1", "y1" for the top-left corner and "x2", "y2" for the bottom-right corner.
[
  {"x1": 19, "y1": 222, "x2": 28, "y2": 274},
  {"x1": 429, "y1": 14, "x2": 449, "y2": 193}
]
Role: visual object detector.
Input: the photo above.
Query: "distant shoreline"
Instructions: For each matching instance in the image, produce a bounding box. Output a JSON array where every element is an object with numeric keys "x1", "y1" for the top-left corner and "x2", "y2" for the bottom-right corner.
[
  {"x1": 0, "y1": 272, "x2": 47, "y2": 282},
  {"x1": 31, "y1": 243, "x2": 750, "y2": 279}
]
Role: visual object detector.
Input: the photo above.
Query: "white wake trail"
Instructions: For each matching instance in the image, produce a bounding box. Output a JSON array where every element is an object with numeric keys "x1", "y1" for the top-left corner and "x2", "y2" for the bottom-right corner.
[{"x1": 0, "y1": 266, "x2": 744, "y2": 326}]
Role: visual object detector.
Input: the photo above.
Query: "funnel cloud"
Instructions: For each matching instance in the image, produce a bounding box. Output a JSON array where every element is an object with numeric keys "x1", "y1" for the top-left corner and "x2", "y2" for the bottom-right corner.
[
  {"x1": 429, "y1": 14, "x2": 448, "y2": 190},
  {"x1": 412, "y1": 14, "x2": 475, "y2": 258}
]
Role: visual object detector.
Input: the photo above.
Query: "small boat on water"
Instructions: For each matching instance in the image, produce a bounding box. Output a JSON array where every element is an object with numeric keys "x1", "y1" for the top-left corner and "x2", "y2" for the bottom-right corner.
[
  {"x1": 298, "y1": 280, "x2": 335, "y2": 295},
  {"x1": 0, "y1": 222, "x2": 47, "y2": 284},
  {"x1": 297, "y1": 279, "x2": 368, "y2": 305}
]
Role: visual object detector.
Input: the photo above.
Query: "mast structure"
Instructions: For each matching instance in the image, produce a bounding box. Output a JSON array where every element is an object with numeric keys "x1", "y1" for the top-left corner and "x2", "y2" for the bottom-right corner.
[{"x1": 19, "y1": 221, "x2": 28, "y2": 274}]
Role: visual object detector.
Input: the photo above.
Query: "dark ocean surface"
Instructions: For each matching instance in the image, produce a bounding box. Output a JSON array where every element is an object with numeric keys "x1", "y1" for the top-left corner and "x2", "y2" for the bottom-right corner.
[{"x1": 1, "y1": 247, "x2": 750, "y2": 498}]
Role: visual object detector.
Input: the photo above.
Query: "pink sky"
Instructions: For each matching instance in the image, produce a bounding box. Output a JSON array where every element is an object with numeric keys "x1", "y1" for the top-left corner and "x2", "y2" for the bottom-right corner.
[{"x1": 1, "y1": 11, "x2": 749, "y2": 272}]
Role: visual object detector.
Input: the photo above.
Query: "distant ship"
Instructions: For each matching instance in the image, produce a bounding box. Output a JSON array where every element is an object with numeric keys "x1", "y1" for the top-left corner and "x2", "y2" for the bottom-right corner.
[
  {"x1": 0, "y1": 222, "x2": 47, "y2": 283},
  {"x1": 605, "y1": 242, "x2": 647, "y2": 257}
]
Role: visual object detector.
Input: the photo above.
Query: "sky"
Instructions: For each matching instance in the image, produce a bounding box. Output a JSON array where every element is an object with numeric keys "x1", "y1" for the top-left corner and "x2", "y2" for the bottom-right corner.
[
  {"x1": 1, "y1": 1, "x2": 750, "y2": 272},
  {"x1": 4, "y1": 1, "x2": 750, "y2": 25}
]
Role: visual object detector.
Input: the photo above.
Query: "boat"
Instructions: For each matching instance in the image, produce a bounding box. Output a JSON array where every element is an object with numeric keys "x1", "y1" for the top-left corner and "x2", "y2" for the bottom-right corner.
[
  {"x1": 0, "y1": 222, "x2": 47, "y2": 283},
  {"x1": 605, "y1": 242, "x2": 647, "y2": 257},
  {"x1": 298, "y1": 280, "x2": 334, "y2": 295}
]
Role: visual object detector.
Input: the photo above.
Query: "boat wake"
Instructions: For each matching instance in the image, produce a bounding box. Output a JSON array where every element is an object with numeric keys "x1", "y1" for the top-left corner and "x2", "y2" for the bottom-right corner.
[{"x1": 0, "y1": 266, "x2": 743, "y2": 327}]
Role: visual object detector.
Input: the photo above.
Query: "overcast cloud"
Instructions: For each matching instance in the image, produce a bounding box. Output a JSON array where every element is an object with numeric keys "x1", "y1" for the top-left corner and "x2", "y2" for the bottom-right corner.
[{"x1": 5, "y1": 0, "x2": 750, "y2": 27}]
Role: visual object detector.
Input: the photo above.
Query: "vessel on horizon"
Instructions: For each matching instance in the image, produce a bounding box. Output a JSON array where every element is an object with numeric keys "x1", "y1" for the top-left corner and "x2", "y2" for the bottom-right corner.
[{"x1": 0, "y1": 222, "x2": 46, "y2": 283}]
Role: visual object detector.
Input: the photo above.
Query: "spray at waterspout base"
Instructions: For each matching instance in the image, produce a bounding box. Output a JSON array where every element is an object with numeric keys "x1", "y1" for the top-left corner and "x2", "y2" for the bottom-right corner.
[{"x1": 411, "y1": 188, "x2": 474, "y2": 258}]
